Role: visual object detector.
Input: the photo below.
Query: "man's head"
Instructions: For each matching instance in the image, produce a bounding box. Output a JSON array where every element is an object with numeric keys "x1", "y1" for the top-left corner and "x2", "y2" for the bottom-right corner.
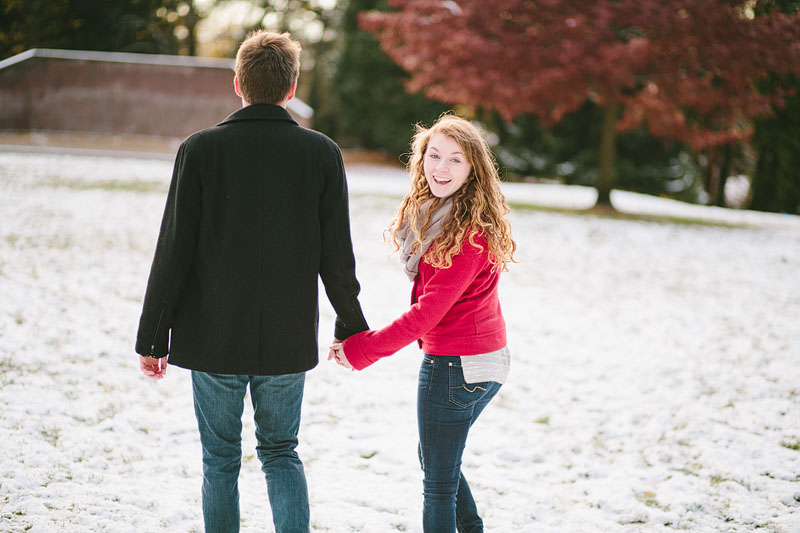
[{"x1": 234, "y1": 30, "x2": 301, "y2": 106}]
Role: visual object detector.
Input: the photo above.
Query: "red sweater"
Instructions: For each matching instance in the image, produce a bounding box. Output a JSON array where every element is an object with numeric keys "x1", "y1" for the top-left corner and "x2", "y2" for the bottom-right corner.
[{"x1": 342, "y1": 234, "x2": 506, "y2": 370}]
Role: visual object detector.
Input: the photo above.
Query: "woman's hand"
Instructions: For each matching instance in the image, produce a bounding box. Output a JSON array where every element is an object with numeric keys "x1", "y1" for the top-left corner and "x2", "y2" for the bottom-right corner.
[{"x1": 328, "y1": 342, "x2": 353, "y2": 370}]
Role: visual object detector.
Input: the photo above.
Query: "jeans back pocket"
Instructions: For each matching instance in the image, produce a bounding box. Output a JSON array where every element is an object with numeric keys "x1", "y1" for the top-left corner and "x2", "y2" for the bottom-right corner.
[{"x1": 448, "y1": 364, "x2": 488, "y2": 408}]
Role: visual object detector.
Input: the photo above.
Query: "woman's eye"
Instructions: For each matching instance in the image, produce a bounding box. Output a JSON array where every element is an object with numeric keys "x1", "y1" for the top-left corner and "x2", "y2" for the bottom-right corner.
[{"x1": 451, "y1": 159, "x2": 461, "y2": 164}]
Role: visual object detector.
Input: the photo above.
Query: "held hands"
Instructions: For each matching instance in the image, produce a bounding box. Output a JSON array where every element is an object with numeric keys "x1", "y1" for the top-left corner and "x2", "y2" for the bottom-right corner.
[{"x1": 327, "y1": 340, "x2": 354, "y2": 370}]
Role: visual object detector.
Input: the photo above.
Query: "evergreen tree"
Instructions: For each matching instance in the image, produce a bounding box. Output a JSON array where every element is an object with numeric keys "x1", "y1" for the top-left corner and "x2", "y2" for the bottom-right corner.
[
  {"x1": 0, "y1": 0, "x2": 194, "y2": 59},
  {"x1": 749, "y1": 0, "x2": 800, "y2": 214},
  {"x1": 490, "y1": 105, "x2": 698, "y2": 201},
  {"x1": 333, "y1": 0, "x2": 447, "y2": 158},
  {"x1": 750, "y1": 79, "x2": 800, "y2": 214}
]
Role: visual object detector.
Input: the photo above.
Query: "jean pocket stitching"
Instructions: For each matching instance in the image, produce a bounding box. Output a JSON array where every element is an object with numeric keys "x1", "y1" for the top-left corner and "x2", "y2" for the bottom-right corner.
[
  {"x1": 448, "y1": 367, "x2": 487, "y2": 408},
  {"x1": 448, "y1": 385, "x2": 481, "y2": 408}
]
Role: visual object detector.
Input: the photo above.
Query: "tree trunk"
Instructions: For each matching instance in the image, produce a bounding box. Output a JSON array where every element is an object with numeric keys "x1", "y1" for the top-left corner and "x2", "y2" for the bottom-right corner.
[
  {"x1": 596, "y1": 103, "x2": 618, "y2": 208},
  {"x1": 715, "y1": 144, "x2": 732, "y2": 207},
  {"x1": 705, "y1": 148, "x2": 720, "y2": 205},
  {"x1": 750, "y1": 145, "x2": 779, "y2": 212},
  {"x1": 705, "y1": 146, "x2": 732, "y2": 207},
  {"x1": 185, "y1": 1, "x2": 199, "y2": 57}
]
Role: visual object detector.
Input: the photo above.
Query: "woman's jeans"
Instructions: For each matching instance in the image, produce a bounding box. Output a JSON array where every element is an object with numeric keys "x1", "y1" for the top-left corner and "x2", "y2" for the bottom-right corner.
[
  {"x1": 418, "y1": 354, "x2": 502, "y2": 533},
  {"x1": 191, "y1": 371, "x2": 310, "y2": 533}
]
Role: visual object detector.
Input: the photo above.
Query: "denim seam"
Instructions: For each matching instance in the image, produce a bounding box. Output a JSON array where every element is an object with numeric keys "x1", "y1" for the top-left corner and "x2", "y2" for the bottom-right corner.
[{"x1": 420, "y1": 357, "x2": 436, "y2": 473}]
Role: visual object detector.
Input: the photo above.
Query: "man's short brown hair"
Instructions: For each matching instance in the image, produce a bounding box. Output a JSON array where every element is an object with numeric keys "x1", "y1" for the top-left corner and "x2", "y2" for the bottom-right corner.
[{"x1": 235, "y1": 30, "x2": 301, "y2": 105}]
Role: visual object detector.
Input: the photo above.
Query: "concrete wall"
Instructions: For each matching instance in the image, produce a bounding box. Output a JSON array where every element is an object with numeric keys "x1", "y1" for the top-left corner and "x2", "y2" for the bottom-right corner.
[{"x1": 0, "y1": 49, "x2": 312, "y2": 140}]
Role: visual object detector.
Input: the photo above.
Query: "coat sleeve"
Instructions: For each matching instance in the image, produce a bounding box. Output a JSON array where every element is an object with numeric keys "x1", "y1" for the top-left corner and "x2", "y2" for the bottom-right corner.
[
  {"x1": 341, "y1": 241, "x2": 486, "y2": 370},
  {"x1": 135, "y1": 137, "x2": 203, "y2": 357},
  {"x1": 318, "y1": 141, "x2": 369, "y2": 340}
]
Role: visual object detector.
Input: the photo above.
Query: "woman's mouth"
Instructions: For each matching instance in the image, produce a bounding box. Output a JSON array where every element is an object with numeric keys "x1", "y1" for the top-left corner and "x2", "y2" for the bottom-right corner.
[{"x1": 433, "y1": 176, "x2": 451, "y2": 185}]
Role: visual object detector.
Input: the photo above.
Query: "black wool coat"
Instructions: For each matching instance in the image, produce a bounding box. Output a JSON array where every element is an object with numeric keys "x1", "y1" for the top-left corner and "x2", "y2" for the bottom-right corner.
[{"x1": 135, "y1": 104, "x2": 369, "y2": 375}]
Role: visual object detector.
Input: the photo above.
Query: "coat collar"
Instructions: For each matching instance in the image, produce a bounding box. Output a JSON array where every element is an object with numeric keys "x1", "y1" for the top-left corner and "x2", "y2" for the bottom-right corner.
[{"x1": 218, "y1": 104, "x2": 298, "y2": 126}]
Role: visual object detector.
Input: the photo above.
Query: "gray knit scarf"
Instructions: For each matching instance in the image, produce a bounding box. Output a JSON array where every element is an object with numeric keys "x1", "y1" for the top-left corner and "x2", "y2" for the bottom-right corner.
[{"x1": 396, "y1": 198, "x2": 454, "y2": 281}]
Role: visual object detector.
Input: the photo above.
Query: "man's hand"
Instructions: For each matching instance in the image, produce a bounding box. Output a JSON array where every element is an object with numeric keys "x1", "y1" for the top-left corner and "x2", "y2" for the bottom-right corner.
[
  {"x1": 327, "y1": 342, "x2": 353, "y2": 370},
  {"x1": 140, "y1": 355, "x2": 168, "y2": 380},
  {"x1": 326, "y1": 338, "x2": 342, "y2": 365}
]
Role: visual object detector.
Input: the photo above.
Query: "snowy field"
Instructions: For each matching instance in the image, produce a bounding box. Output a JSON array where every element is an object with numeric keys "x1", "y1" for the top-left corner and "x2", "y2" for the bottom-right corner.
[{"x1": 0, "y1": 150, "x2": 798, "y2": 533}]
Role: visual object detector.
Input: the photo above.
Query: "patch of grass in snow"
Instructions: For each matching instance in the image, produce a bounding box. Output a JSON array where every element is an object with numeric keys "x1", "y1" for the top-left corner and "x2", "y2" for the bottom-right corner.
[
  {"x1": 41, "y1": 427, "x2": 61, "y2": 446},
  {"x1": 95, "y1": 404, "x2": 119, "y2": 424},
  {"x1": 4, "y1": 233, "x2": 20, "y2": 246},
  {"x1": 780, "y1": 439, "x2": 800, "y2": 451},
  {"x1": 674, "y1": 465, "x2": 702, "y2": 478},
  {"x1": 350, "y1": 190, "x2": 403, "y2": 198},
  {"x1": 46, "y1": 234, "x2": 74, "y2": 250},
  {"x1": 0, "y1": 358, "x2": 22, "y2": 371},
  {"x1": 0, "y1": 358, "x2": 26, "y2": 385},
  {"x1": 5, "y1": 234, "x2": 76, "y2": 251},
  {"x1": 535, "y1": 416, "x2": 550, "y2": 425},
  {"x1": 507, "y1": 201, "x2": 755, "y2": 229},
  {"x1": 711, "y1": 474, "x2": 753, "y2": 492},
  {"x1": 44, "y1": 178, "x2": 166, "y2": 193},
  {"x1": 636, "y1": 491, "x2": 662, "y2": 509}
]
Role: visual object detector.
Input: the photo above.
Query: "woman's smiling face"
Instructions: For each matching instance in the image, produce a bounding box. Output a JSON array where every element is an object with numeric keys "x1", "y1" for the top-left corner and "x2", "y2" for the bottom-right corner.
[{"x1": 423, "y1": 133, "x2": 472, "y2": 198}]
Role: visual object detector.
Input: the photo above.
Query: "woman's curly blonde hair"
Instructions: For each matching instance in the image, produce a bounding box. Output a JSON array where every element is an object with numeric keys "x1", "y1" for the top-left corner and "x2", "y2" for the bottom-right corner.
[{"x1": 388, "y1": 114, "x2": 517, "y2": 271}]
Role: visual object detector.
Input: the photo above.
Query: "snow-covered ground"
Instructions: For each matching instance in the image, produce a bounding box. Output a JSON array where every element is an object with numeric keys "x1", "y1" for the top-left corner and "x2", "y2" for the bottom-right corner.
[{"x1": 0, "y1": 151, "x2": 798, "y2": 533}]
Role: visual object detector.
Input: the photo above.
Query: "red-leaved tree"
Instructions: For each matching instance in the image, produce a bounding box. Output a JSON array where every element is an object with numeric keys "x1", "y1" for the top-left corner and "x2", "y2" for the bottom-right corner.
[{"x1": 360, "y1": 0, "x2": 800, "y2": 207}]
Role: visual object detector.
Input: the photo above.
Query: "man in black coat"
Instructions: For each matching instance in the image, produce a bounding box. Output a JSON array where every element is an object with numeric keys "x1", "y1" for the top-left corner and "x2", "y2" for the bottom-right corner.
[{"x1": 136, "y1": 30, "x2": 368, "y2": 533}]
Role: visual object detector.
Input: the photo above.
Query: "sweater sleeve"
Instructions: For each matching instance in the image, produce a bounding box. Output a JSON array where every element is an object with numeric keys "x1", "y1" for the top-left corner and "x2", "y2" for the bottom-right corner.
[{"x1": 341, "y1": 241, "x2": 486, "y2": 370}]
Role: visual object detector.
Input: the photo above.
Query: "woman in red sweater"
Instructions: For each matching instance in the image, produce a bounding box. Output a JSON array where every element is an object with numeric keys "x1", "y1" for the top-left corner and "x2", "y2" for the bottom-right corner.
[{"x1": 330, "y1": 114, "x2": 516, "y2": 532}]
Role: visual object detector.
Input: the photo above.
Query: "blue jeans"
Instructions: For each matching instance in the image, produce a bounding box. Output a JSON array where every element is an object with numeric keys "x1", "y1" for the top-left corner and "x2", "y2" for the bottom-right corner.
[
  {"x1": 417, "y1": 354, "x2": 502, "y2": 533},
  {"x1": 191, "y1": 371, "x2": 310, "y2": 533}
]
